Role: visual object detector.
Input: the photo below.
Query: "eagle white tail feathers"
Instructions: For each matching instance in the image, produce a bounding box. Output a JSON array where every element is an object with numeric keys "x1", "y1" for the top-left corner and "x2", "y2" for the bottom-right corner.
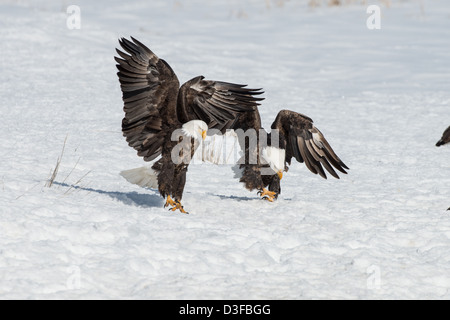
[{"x1": 120, "y1": 167, "x2": 159, "y2": 189}]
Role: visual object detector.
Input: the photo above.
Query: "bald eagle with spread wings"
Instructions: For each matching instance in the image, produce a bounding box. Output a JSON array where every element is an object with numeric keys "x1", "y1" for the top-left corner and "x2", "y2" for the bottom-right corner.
[
  {"x1": 116, "y1": 37, "x2": 348, "y2": 213},
  {"x1": 115, "y1": 37, "x2": 263, "y2": 213}
]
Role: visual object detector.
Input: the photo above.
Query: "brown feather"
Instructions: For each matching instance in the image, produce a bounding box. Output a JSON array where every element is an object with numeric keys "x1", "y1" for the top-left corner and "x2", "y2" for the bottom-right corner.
[
  {"x1": 177, "y1": 76, "x2": 264, "y2": 126},
  {"x1": 270, "y1": 109, "x2": 348, "y2": 179},
  {"x1": 436, "y1": 125, "x2": 450, "y2": 147}
]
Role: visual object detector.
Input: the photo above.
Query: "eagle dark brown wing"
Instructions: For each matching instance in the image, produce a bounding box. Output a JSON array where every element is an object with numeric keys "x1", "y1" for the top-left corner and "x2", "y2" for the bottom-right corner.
[
  {"x1": 436, "y1": 126, "x2": 450, "y2": 147},
  {"x1": 177, "y1": 76, "x2": 264, "y2": 131},
  {"x1": 115, "y1": 37, "x2": 180, "y2": 161},
  {"x1": 271, "y1": 110, "x2": 348, "y2": 179}
]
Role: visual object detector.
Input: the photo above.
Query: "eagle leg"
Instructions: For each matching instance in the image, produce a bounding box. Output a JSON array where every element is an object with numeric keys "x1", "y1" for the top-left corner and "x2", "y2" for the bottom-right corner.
[
  {"x1": 257, "y1": 188, "x2": 277, "y2": 202},
  {"x1": 164, "y1": 195, "x2": 177, "y2": 208},
  {"x1": 166, "y1": 198, "x2": 189, "y2": 214}
]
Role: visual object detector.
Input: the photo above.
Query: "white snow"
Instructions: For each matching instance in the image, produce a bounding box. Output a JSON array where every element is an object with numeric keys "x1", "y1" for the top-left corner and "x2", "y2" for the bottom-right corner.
[{"x1": 1, "y1": 0, "x2": 450, "y2": 299}]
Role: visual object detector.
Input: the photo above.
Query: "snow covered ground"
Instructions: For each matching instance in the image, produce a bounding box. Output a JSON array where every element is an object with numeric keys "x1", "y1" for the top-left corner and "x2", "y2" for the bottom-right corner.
[{"x1": 1, "y1": 0, "x2": 450, "y2": 299}]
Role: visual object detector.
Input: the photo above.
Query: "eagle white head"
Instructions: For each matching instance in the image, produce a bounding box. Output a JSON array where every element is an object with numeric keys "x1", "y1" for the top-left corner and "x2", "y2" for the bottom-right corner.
[
  {"x1": 181, "y1": 120, "x2": 208, "y2": 141},
  {"x1": 262, "y1": 146, "x2": 285, "y2": 180}
]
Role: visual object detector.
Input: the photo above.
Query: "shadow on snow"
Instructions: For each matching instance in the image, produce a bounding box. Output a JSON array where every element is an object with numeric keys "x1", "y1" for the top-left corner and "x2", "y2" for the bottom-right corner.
[
  {"x1": 53, "y1": 181, "x2": 164, "y2": 208},
  {"x1": 207, "y1": 192, "x2": 258, "y2": 202}
]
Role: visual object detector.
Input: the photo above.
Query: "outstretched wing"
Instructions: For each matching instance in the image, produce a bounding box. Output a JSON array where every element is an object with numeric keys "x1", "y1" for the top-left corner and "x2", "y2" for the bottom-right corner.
[
  {"x1": 177, "y1": 76, "x2": 264, "y2": 132},
  {"x1": 115, "y1": 37, "x2": 180, "y2": 161},
  {"x1": 436, "y1": 125, "x2": 450, "y2": 147},
  {"x1": 272, "y1": 110, "x2": 349, "y2": 179}
]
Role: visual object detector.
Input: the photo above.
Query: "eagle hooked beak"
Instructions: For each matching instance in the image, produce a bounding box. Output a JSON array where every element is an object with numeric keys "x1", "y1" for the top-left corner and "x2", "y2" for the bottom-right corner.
[
  {"x1": 202, "y1": 130, "x2": 207, "y2": 140},
  {"x1": 277, "y1": 170, "x2": 283, "y2": 180}
]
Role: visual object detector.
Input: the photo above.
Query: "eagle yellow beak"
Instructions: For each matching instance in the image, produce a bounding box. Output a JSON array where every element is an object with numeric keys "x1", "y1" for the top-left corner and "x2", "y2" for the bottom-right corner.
[
  {"x1": 277, "y1": 170, "x2": 283, "y2": 180},
  {"x1": 202, "y1": 130, "x2": 207, "y2": 140}
]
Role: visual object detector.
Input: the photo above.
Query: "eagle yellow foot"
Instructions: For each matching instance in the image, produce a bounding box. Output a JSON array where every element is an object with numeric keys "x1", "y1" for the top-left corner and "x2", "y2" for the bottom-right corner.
[
  {"x1": 165, "y1": 196, "x2": 188, "y2": 214},
  {"x1": 258, "y1": 188, "x2": 277, "y2": 202},
  {"x1": 164, "y1": 195, "x2": 177, "y2": 208}
]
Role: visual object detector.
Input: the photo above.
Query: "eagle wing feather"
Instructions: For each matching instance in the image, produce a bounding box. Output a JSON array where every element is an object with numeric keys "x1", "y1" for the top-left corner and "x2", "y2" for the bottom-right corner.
[
  {"x1": 116, "y1": 37, "x2": 180, "y2": 161},
  {"x1": 177, "y1": 76, "x2": 264, "y2": 131},
  {"x1": 271, "y1": 110, "x2": 348, "y2": 179}
]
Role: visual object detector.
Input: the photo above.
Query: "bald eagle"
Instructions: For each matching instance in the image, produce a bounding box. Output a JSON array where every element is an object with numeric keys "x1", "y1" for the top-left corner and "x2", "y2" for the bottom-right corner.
[
  {"x1": 115, "y1": 37, "x2": 263, "y2": 213},
  {"x1": 436, "y1": 126, "x2": 450, "y2": 147},
  {"x1": 224, "y1": 109, "x2": 349, "y2": 202}
]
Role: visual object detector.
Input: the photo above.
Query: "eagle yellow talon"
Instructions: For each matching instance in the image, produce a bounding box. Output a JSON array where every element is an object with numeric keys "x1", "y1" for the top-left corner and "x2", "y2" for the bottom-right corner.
[
  {"x1": 173, "y1": 201, "x2": 188, "y2": 214},
  {"x1": 164, "y1": 195, "x2": 176, "y2": 208},
  {"x1": 258, "y1": 188, "x2": 277, "y2": 202},
  {"x1": 165, "y1": 196, "x2": 189, "y2": 214}
]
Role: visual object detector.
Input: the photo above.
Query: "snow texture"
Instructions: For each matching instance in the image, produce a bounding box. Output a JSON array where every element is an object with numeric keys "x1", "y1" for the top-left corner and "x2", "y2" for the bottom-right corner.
[{"x1": 1, "y1": 0, "x2": 450, "y2": 299}]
